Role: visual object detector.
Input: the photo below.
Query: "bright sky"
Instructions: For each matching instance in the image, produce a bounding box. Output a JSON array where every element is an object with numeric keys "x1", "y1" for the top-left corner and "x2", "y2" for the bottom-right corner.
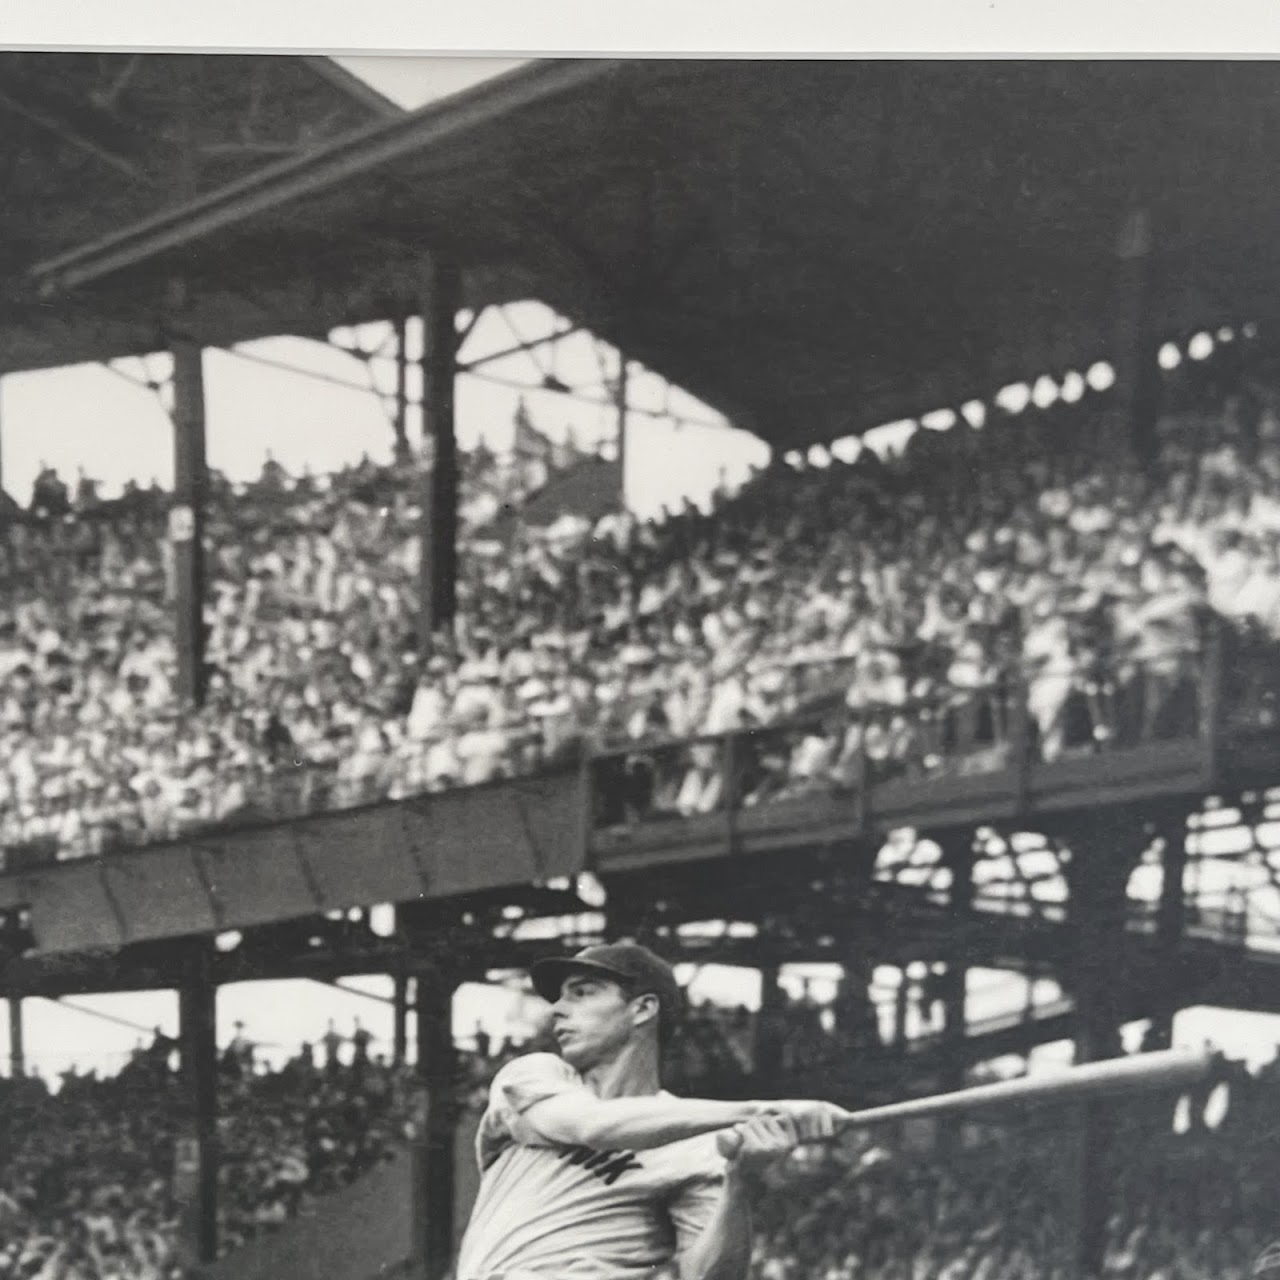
[
  {"x1": 0, "y1": 307, "x2": 767, "y2": 521},
  {"x1": 0, "y1": 56, "x2": 768, "y2": 521},
  {"x1": 1, "y1": 57, "x2": 1276, "y2": 1083}
]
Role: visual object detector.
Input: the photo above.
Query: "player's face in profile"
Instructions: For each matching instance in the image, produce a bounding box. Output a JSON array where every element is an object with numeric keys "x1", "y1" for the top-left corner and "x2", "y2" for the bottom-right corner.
[{"x1": 551, "y1": 975, "x2": 641, "y2": 1070}]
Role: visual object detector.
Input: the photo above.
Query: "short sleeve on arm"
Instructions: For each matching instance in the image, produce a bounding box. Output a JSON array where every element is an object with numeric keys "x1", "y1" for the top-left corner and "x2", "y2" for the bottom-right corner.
[
  {"x1": 475, "y1": 1053, "x2": 589, "y2": 1171},
  {"x1": 493, "y1": 1052, "x2": 585, "y2": 1117}
]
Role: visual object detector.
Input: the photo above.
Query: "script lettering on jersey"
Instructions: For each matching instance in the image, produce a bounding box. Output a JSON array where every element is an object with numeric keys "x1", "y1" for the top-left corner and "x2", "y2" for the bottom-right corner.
[{"x1": 557, "y1": 1144, "x2": 643, "y2": 1186}]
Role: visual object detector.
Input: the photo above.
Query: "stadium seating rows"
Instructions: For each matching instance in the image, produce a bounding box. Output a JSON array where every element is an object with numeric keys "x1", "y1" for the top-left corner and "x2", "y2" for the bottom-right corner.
[
  {"x1": 0, "y1": 1034, "x2": 413, "y2": 1280},
  {"x1": 3, "y1": 341, "x2": 1280, "y2": 861},
  {"x1": 748, "y1": 1061, "x2": 1275, "y2": 1280}
]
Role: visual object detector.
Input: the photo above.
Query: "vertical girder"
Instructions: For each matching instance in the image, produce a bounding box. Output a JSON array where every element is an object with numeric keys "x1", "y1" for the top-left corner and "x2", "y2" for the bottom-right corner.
[
  {"x1": 7, "y1": 996, "x2": 24, "y2": 1077},
  {"x1": 178, "y1": 940, "x2": 218, "y2": 1265},
  {"x1": 170, "y1": 337, "x2": 208, "y2": 707},
  {"x1": 414, "y1": 967, "x2": 458, "y2": 1280},
  {"x1": 419, "y1": 258, "x2": 461, "y2": 646}
]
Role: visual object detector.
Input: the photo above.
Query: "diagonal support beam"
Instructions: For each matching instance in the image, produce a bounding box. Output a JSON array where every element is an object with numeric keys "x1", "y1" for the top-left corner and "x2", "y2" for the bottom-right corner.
[{"x1": 0, "y1": 76, "x2": 154, "y2": 181}]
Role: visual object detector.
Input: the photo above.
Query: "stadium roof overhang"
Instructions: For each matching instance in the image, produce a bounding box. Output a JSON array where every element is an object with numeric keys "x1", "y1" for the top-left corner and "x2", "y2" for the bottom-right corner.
[
  {"x1": 17, "y1": 59, "x2": 1280, "y2": 449},
  {"x1": 0, "y1": 51, "x2": 399, "y2": 346}
]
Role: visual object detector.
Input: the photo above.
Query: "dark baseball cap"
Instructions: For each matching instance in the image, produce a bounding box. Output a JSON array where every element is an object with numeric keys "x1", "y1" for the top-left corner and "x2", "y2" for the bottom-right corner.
[{"x1": 532, "y1": 943, "x2": 682, "y2": 1031}]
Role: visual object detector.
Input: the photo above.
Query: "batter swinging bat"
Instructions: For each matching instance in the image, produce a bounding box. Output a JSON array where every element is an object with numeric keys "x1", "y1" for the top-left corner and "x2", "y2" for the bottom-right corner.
[{"x1": 717, "y1": 1048, "x2": 1218, "y2": 1156}]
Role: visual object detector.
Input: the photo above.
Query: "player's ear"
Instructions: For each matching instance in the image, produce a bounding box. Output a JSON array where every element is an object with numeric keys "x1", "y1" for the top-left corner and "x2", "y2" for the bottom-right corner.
[{"x1": 631, "y1": 992, "x2": 660, "y2": 1032}]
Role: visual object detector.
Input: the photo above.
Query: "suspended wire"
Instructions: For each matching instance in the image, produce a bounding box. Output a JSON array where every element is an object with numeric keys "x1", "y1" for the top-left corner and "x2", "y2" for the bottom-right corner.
[
  {"x1": 310, "y1": 328, "x2": 403, "y2": 429},
  {"x1": 311, "y1": 977, "x2": 401, "y2": 1009},
  {"x1": 114, "y1": 299, "x2": 735, "y2": 438},
  {"x1": 327, "y1": 327, "x2": 397, "y2": 364},
  {"x1": 455, "y1": 308, "x2": 483, "y2": 353},
  {"x1": 99, "y1": 313, "x2": 1257, "y2": 466},
  {"x1": 496, "y1": 306, "x2": 552, "y2": 380},
  {"x1": 43, "y1": 996, "x2": 162, "y2": 1037},
  {"x1": 350, "y1": 342, "x2": 398, "y2": 430},
  {"x1": 47, "y1": 999, "x2": 283, "y2": 1050},
  {"x1": 29, "y1": 997, "x2": 278, "y2": 1049},
  {"x1": 212, "y1": 337, "x2": 726, "y2": 434},
  {"x1": 100, "y1": 360, "x2": 162, "y2": 395},
  {"x1": 466, "y1": 365, "x2": 724, "y2": 431},
  {"x1": 329, "y1": 340, "x2": 373, "y2": 364},
  {"x1": 458, "y1": 322, "x2": 581, "y2": 374},
  {"x1": 217, "y1": 343, "x2": 390, "y2": 398}
]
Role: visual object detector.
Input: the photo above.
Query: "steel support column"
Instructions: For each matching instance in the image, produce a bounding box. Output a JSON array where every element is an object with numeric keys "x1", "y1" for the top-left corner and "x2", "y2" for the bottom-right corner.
[
  {"x1": 753, "y1": 962, "x2": 785, "y2": 1093},
  {"x1": 413, "y1": 967, "x2": 458, "y2": 1280},
  {"x1": 892, "y1": 969, "x2": 910, "y2": 1055},
  {"x1": 8, "y1": 996, "x2": 24, "y2": 1077},
  {"x1": 170, "y1": 337, "x2": 208, "y2": 707},
  {"x1": 393, "y1": 962, "x2": 410, "y2": 1068},
  {"x1": 832, "y1": 851, "x2": 879, "y2": 1076},
  {"x1": 834, "y1": 933, "x2": 878, "y2": 1060},
  {"x1": 419, "y1": 258, "x2": 461, "y2": 648},
  {"x1": 1112, "y1": 209, "x2": 1161, "y2": 465},
  {"x1": 940, "y1": 831, "x2": 975, "y2": 1105},
  {"x1": 1064, "y1": 816, "x2": 1134, "y2": 1279},
  {"x1": 1070, "y1": 829, "x2": 1130, "y2": 1065},
  {"x1": 178, "y1": 941, "x2": 218, "y2": 1265},
  {"x1": 1149, "y1": 814, "x2": 1190, "y2": 1050},
  {"x1": 394, "y1": 314, "x2": 411, "y2": 464},
  {"x1": 615, "y1": 354, "x2": 630, "y2": 507}
]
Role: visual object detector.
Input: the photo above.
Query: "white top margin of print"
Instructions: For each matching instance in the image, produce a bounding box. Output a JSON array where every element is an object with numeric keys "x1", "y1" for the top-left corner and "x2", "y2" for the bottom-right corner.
[{"x1": 3, "y1": 0, "x2": 1280, "y2": 58}]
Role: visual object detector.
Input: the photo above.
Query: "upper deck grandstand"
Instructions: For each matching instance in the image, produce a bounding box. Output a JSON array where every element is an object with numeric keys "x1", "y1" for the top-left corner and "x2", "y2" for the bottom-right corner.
[{"x1": 2, "y1": 329, "x2": 1279, "y2": 869}]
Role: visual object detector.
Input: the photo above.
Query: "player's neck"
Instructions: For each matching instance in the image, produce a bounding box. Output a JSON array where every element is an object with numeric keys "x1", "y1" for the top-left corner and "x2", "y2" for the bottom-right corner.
[{"x1": 582, "y1": 1037, "x2": 661, "y2": 1099}]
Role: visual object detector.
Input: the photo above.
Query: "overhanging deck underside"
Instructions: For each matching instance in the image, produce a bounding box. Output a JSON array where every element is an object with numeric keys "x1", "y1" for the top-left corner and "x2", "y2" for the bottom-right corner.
[{"x1": 19, "y1": 60, "x2": 1280, "y2": 448}]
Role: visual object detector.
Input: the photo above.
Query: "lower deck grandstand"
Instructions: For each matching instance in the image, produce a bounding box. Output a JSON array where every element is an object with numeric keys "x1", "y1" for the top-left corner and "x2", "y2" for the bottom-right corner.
[{"x1": 1, "y1": 1021, "x2": 1274, "y2": 1280}]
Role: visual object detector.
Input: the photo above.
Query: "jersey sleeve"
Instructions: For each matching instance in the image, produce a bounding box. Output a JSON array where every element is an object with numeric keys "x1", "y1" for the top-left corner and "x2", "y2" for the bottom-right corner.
[{"x1": 475, "y1": 1052, "x2": 589, "y2": 1171}]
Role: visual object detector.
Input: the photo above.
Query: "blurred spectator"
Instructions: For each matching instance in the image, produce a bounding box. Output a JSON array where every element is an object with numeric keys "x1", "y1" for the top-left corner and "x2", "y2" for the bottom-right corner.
[
  {"x1": 746, "y1": 1065, "x2": 1275, "y2": 1280},
  {"x1": 1, "y1": 1015, "x2": 1276, "y2": 1280},
  {"x1": 321, "y1": 1021, "x2": 343, "y2": 1073},
  {"x1": 5, "y1": 347, "x2": 1280, "y2": 861},
  {"x1": 0, "y1": 1042, "x2": 418, "y2": 1279}
]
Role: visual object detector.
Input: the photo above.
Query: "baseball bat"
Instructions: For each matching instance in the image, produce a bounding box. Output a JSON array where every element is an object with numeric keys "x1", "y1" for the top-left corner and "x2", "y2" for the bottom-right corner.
[
  {"x1": 831, "y1": 1047, "x2": 1217, "y2": 1130},
  {"x1": 718, "y1": 1049, "x2": 1217, "y2": 1156}
]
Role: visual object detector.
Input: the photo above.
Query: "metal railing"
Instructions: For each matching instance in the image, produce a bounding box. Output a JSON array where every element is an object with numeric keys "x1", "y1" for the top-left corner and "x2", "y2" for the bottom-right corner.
[
  {"x1": 590, "y1": 642, "x2": 1219, "y2": 831},
  {"x1": 2, "y1": 616, "x2": 1276, "y2": 872}
]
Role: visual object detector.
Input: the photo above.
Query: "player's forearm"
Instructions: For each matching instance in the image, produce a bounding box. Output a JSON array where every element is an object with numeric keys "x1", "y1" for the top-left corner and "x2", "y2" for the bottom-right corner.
[
  {"x1": 679, "y1": 1169, "x2": 753, "y2": 1280},
  {"x1": 536, "y1": 1094, "x2": 765, "y2": 1151}
]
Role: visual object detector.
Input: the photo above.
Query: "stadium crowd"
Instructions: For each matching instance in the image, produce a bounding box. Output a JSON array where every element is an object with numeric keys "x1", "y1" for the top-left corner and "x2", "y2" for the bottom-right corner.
[
  {"x1": 3, "y1": 337, "x2": 1280, "y2": 861},
  {"x1": 0, "y1": 1008, "x2": 1276, "y2": 1280},
  {"x1": 748, "y1": 1063, "x2": 1276, "y2": 1280},
  {"x1": 0, "y1": 1026, "x2": 416, "y2": 1280},
  {"x1": 0, "y1": 1000, "x2": 753, "y2": 1280}
]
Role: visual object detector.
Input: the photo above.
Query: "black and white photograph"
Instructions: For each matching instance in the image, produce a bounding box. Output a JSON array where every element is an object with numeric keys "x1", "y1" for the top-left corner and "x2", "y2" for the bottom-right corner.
[{"x1": 0, "y1": 45, "x2": 1278, "y2": 1280}]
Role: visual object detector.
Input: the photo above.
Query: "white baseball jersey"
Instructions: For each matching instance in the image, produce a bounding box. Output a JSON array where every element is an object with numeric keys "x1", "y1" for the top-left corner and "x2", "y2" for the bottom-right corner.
[{"x1": 455, "y1": 1053, "x2": 727, "y2": 1280}]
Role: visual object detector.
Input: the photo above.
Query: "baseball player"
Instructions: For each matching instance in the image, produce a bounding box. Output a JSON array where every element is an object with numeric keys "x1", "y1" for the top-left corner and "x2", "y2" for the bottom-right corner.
[{"x1": 455, "y1": 943, "x2": 845, "y2": 1280}]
